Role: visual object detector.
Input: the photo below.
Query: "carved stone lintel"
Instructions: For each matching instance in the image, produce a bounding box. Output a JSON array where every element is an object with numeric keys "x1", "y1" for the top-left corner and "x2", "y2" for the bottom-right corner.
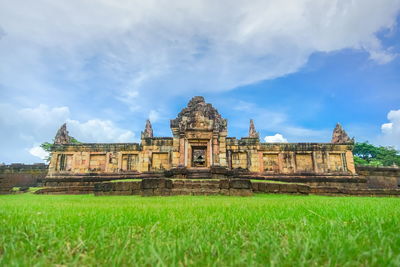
[
  {"x1": 54, "y1": 123, "x2": 71, "y2": 145},
  {"x1": 331, "y1": 123, "x2": 354, "y2": 143}
]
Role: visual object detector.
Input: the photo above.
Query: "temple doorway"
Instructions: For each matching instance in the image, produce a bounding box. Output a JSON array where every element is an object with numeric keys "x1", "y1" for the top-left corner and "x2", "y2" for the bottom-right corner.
[{"x1": 192, "y1": 146, "x2": 207, "y2": 167}]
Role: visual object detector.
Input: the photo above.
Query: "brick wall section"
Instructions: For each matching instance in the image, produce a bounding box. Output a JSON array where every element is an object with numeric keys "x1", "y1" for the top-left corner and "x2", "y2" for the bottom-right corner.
[{"x1": 0, "y1": 164, "x2": 48, "y2": 194}]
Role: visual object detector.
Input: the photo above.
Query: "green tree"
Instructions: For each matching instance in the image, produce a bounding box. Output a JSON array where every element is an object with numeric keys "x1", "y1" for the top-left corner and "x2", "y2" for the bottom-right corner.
[
  {"x1": 40, "y1": 137, "x2": 80, "y2": 163},
  {"x1": 353, "y1": 142, "x2": 400, "y2": 167}
]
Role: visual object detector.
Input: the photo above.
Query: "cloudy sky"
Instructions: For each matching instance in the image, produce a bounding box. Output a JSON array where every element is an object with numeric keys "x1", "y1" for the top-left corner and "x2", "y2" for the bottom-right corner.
[{"x1": 1, "y1": 0, "x2": 400, "y2": 163}]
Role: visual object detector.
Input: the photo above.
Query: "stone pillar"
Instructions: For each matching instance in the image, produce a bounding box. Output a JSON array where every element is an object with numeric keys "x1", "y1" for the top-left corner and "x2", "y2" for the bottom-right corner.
[
  {"x1": 291, "y1": 152, "x2": 296, "y2": 174},
  {"x1": 83, "y1": 152, "x2": 90, "y2": 173},
  {"x1": 172, "y1": 133, "x2": 180, "y2": 168},
  {"x1": 227, "y1": 150, "x2": 232, "y2": 169},
  {"x1": 259, "y1": 152, "x2": 264, "y2": 173},
  {"x1": 212, "y1": 134, "x2": 220, "y2": 166},
  {"x1": 184, "y1": 138, "x2": 188, "y2": 167},
  {"x1": 179, "y1": 135, "x2": 185, "y2": 166},
  {"x1": 117, "y1": 152, "x2": 123, "y2": 171},
  {"x1": 312, "y1": 151, "x2": 318, "y2": 173},
  {"x1": 345, "y1": 151, "x2": 356, "y2": 174},
  {"x1": 48, "y1": 153, "x2": 58, "y2": 175},
  {"x1": 326, "y1": 152, "x2": 331, "y2": 172},
  {"x1": 218, "y1": 132, "x2": 227, "y2": 167},
  {"x1": 208, "y1": 139, "x2": 212, "y2": 167}
]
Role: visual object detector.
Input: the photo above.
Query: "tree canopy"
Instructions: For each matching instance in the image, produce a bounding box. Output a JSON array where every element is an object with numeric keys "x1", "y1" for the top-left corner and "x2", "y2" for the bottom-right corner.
[
  {"x1": 353, "y1": 142, "x2": 400, "y2": 167},
  {"x1": 40, "y1": 137, "x2": 80, "y2": 163}
]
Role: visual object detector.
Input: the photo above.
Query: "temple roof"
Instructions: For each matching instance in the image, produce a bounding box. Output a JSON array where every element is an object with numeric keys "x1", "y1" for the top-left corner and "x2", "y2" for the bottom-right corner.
[{"x1": 170, "y1": 96, "x2": 227, "y2": 132}]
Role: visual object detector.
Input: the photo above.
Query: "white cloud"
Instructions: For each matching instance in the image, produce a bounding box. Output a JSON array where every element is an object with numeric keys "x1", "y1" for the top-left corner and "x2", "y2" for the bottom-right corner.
[
  {"x1": 264, "y1": 134, "x2": 288, "y2": 143},
  {"x1": 380, "y1": 109, "x2": 400, "y2": 148},
  {"x1": 29, "y1": 146, "x2": 48, "y2": 160},
  {"x1": 229, "y1": 100, "x2": 330, "y2": 142},
  {"x1": 0, "y1": 103, "x2": 135, "y2": 163},
  {"x1": 1, "y1": 1, "x2": 400, "y2": 162},
  {"x1": 0, "y1": 0, "x2": 399, "y2": 103},
  {"x1": 148, "y1": 110, "x2": 160, "y2": 123},
  {"x1": 67, "y1": 119, "x2": 134, "y2": 143}
]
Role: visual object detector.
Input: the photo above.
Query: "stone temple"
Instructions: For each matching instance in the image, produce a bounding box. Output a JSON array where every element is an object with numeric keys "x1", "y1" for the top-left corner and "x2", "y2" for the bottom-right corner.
[{"x1": 47, "y1": 96, "x2": 356, "y2": 185}]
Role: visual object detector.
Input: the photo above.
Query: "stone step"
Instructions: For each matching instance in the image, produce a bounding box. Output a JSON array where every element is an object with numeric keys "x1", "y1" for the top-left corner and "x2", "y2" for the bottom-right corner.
[
  {"x1": 186, "y1": 171, "x2": 212, "y2": 179},
  {"x1": 35, "y1": 186, "x2": 94, "y2": 195},
  {"x1": 310, "y1": 186, "x2": 400, "y2": 196}
]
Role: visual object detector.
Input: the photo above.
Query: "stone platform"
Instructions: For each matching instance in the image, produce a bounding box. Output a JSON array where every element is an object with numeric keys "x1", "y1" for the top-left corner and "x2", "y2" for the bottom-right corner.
[
  {"x1": 93, "y1": 179, "x2": 254, "y2": 197},
  {"x1": 29, "y1": 166, "x2": 400, "y2": 197}
]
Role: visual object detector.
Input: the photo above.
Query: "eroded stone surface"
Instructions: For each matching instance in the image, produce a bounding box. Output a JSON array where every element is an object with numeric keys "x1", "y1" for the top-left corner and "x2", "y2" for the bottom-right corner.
[
  {"x1": 47, "y1": 96, "x2": 357, "y2": 180},
  {"x1": 331, "y1": 123, "x2": 353, "y2": 144},
  {"x1": 170, "y1": 96, "x2": 227, "y2": 132},
  {"x1": 248, "y1": 119, "x2": 259, "y2": 138},
  {"x1": 54, "y1": 123, "x2": 71, "y2": 145},
  {"x1": 141, "y1": 119, "x2": 154, "y2": 139}
]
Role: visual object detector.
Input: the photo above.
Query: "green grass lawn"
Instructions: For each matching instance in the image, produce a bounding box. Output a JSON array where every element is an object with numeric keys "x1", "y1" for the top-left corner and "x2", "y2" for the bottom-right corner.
[{"x1": 1, "y1": 194, "x2": 400, "y2": 266}]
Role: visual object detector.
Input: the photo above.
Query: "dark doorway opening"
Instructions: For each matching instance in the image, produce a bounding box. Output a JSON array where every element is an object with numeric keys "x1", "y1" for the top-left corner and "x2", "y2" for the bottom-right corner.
[{"x1": 192, "y1": 147, "x2": 207, "y2": 167}]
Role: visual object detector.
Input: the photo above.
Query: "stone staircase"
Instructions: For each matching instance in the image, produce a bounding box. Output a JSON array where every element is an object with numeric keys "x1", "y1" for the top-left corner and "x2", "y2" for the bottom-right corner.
[{"x1": 186, "y1": 168, "x2": 212, "y2": 179}]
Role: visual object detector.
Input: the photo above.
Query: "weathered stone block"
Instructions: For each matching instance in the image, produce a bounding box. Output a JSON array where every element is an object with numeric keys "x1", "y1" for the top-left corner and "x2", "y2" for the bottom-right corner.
[
  {"x1": 219, "y1": 179, "x2": 229, "y2": 189},
  {"x1": 131, "y1": 189, "x2": 141, "y2": 195},
  {"x1": 265, "y1": 183, "x2": 279, "y2": 193},
  {"x1": 230, "y1": 179, "x2": 251, "y2": 189},
  {"x1": 165, "y1": 179, "x2": 173, "y2": 189},
  {"x1": 251, "y1": 182, "x2": 259, "y2": 191},
  {"x1": 220, "y1": 189, "x2": 230, "y2": 195},
  {"x1": 297, "y1": 184, "x2": 310, "y2": 194},
  {"x1": 129, "y1": 181, "x2": 140, "y2": 190},
  {"x1": 102, "y1": 182, "x2": 113, "y2": 192},
  {"x1": 94, "y1": 183, "x2": 103, "y2": 192},
  {"x1": 256, "y1": 182, "x2": 266, "y2": 192},
  {"x1": 141, "y1": 179, "x2": 163, "y2": 189},
  {"x1": 141, "y1": 189, "x2": 154, "y2": 196},
  {"x1": 279, "y1": 184, "x2": 298, "y2": 193},
  {"x1": 229, "y1": 189, "x2": 253, "y2": 196},
  {"x1": 172, "y1": 182, "x2": 185, "y2": 189}
]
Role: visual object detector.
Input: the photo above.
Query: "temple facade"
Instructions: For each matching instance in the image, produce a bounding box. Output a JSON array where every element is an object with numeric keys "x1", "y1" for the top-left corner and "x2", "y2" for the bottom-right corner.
[{"x1": 47, "y1": 96, "x2": 356, "y2": 178}]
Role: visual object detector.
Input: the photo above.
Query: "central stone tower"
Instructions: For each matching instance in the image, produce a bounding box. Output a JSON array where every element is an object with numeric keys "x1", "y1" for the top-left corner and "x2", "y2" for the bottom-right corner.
[{"x1": 170, "y1": 96, "x2": 228, "y2": 168}]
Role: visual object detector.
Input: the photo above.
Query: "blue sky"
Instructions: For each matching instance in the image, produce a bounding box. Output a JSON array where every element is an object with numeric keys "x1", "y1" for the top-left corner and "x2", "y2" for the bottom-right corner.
[{"x1": 1, "y1": 0, "x2": 400, "y2": 163}]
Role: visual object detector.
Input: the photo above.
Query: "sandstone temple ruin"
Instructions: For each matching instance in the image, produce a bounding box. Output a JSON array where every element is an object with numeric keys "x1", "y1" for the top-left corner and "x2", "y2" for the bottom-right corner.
[
  {"x1": 2, "y1": 96, "x2": 400, "y2": 197},
  {"x1": 47, "y1": 96, "x2": 356, "y2": 180}
]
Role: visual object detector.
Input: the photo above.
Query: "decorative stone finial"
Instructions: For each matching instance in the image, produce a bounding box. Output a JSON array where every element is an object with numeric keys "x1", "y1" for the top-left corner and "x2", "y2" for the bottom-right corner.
[
  {"x1": 141, "y1": 119, "x2": 154, "y2": 139},
  {"x1": 331, "y1": 123, "x2": 353, "y2": 143},
  {"x1": 249, "y1": 119, "x2": 259, "y2": 138},
  {"x1": 54, "y1": 123, "x2": 71, "y2": 145}
]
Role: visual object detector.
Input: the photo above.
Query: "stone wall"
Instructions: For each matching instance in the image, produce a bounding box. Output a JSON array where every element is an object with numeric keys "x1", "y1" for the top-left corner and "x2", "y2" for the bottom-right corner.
[
  {"x1": 356, "y1": 166, "x2": 400, "y2": 189},
  {"x1": 94, "y1": 179, "x2": 254, "y2": 196},
  {"x1": 47, "y1": 97, "x2": 356, "y2": 180},
  {"x1": 251, "y1": 182, "x2": 310, "y2": 194},
  {"x1": 35, "y1": 186, "x2": 93, "y2": 195},
  {"x1": 0, "y1": 164, "x2": 47, "y2": 194},
  {"x1": 93, "y1": 179, "x2": 313, "y2": 196},
  {"x1": 48, "y1": 141, "x2": 356, "y2": 180}
]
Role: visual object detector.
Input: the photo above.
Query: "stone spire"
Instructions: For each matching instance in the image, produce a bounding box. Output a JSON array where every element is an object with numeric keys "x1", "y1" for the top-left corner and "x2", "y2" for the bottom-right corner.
[
  {"x1": 170, "y1": 96, "x2": 227, "y2": 132},
  {"x1": 249, "y1": 119, "x2": 259, "y2": 138},
  {"x1": 54, "y1": 123, "x2": 71, "y2": 145},
  {"x1": 331, "y1": 123, "x2": 353, "y2": 143},
  {"x1": 141, "y1": 119, "x2": 154, "y2": 139}
]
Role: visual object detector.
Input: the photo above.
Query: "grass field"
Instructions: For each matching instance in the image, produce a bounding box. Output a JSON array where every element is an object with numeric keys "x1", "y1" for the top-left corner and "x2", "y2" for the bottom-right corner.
[{"x1": 1, "y1": 194, "x2": 400, "y2": 266}]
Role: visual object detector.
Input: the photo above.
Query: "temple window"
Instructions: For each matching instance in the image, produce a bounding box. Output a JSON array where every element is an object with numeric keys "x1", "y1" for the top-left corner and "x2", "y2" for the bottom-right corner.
[{"x1": 122, "y1": 154, "x2": 138, "y2": 171}]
